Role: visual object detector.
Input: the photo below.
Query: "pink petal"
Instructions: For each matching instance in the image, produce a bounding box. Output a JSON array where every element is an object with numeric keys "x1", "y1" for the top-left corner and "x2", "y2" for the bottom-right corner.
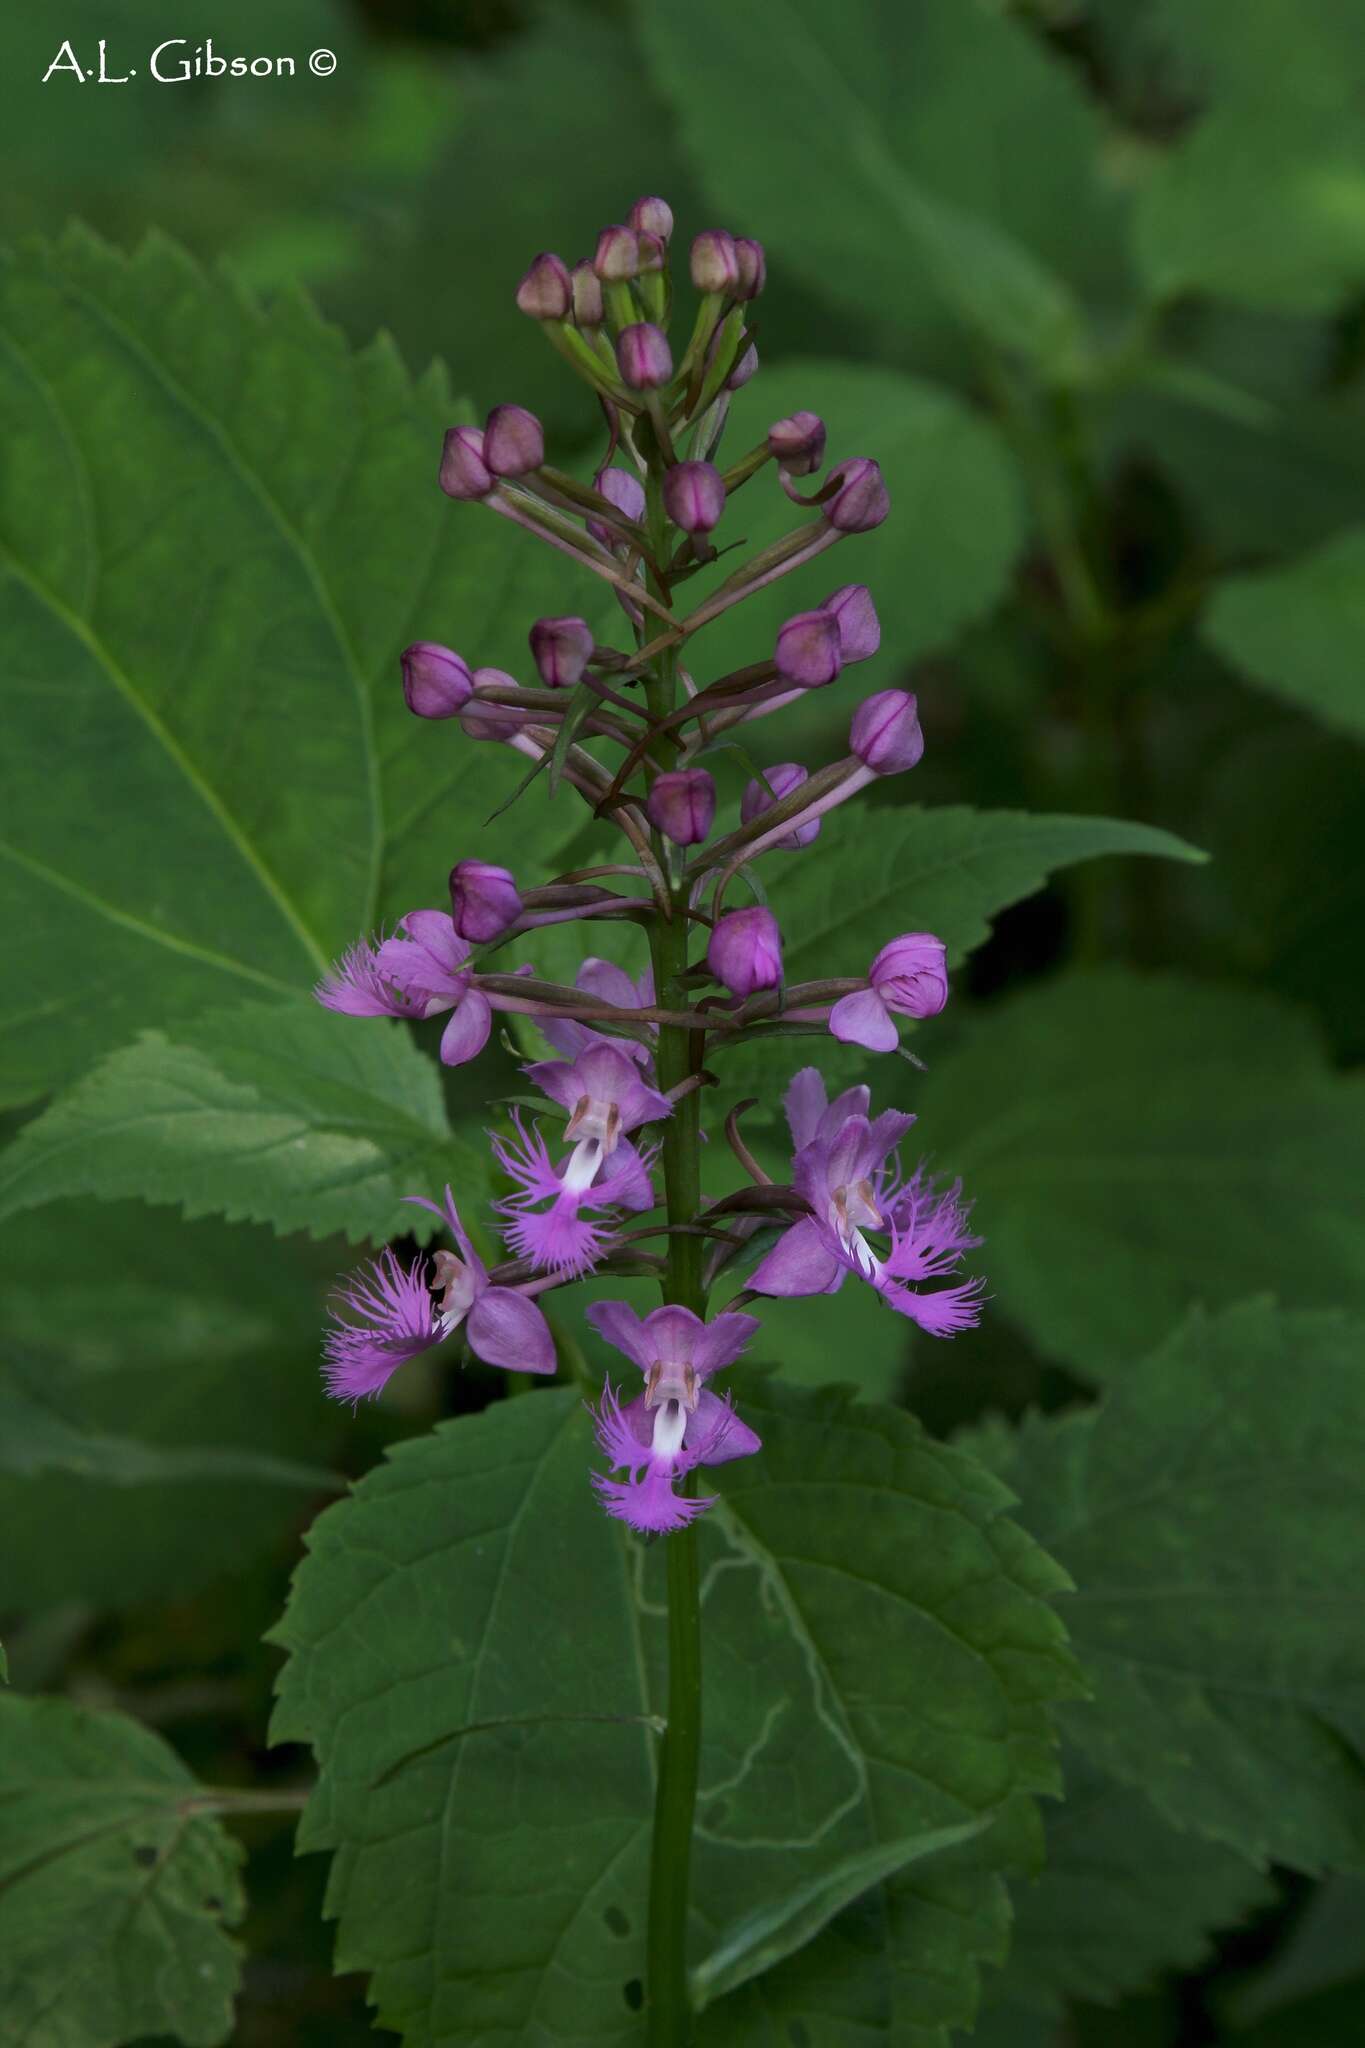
[
  {"x1": 440, "y1": 989, "x2": 492, "y2": 1066},
  {"x1": 686, "y1": 1390, "x2": 762, "y2": 1467},
  {"x1": 467, "y1": 1288, "x2": 556, "y2": 1374},
  {"x1": 749, "y1": 1217, "x2": 845, "y2": 1298},
  {"x1": 829, "y1": 988, "x2": 899, "y2": 1053},
  {"x1": 585, "y1": 1299, "x2": 654, "y2": 1374},
  {"x1": 692, "y1": 1311, "x2": 761, "y2": 1380}
]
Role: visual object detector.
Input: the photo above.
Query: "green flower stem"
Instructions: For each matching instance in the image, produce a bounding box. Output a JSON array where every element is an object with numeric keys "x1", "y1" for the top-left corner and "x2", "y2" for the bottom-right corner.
[{"x1": 642, "y1": 466, "x2": 705, "y2": 2046}]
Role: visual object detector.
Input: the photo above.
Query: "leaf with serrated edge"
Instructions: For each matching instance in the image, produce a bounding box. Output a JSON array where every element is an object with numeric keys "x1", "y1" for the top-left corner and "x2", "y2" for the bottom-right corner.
[
  {"x1": 918, "y1": 971, "x2": 1365, "y2": 1376},
  {"x1": 992, "y1": 1300, "x2": 1365, "y2": 1873},
  {"x1": 0, "y1": 996, "x2": 482, "y2": 1244},
  {"x1": 270, "y1": 1379, "x2": 1079, "y2": 2048},
  {"x1": 0, "y1": 1694, "x2": 245, "y2": 2047}
]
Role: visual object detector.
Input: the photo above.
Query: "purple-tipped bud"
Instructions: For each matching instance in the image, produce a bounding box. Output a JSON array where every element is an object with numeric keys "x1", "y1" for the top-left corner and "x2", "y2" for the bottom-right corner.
[
  {"x1": 821, "y1": 584, "x2": 881, "y2": 664},
  {"x1": 734, "y1": 238, "x2": 766, "y2": 300},
  {"x1": 850, "y1": 690, "x2": 924, "y2": 775},
  {"x1": 739, "y1": 763, "x2": 820, "y2": 849},
  {"x1": 646, "y1": 769, "x2": 716, "y2": 847},
  {"x1": 516, "y1": 252, "x2": 572, "y2": 320},
  {"x1": 775, "y1": 610, "x2": 844, "y2": 688},
  {"x1": 571, "y1": 260, "x2": 605, "y2": 329},
  {"x1": 616, "y1": 323, "x2": 673, "y2": 391},
  {"x1": 588, "y1": 465, "x2": 647, "y2": 546},
  {"x1": 767, "y1": 411, "x2": 827, "y2": 475},
  {"x1": 450, "y1": 860, "x2": 523, "y2": 944},
  {"x1": 637, "y1": 231, "x2": 667, "y2": 274},
  {"x1": 708, "y1": 907, "x2": 783, "y2": 998},
  {"x1": 594, "y1": 225, "x2": 640, "y2": 282},
  {"x1": 690, "y1": 231, "x2": 739, "y2": 293},
  {"x1": 663, "y1": 460, "x2": 726, "y2": 536},
  {"x1": 871, "y1": 934, "x2": 948, "y2": 1019},
  {"x1": 483, "y1": 404, "x2": 544, "y2": 478},
  {"x1": 529, "y1": 615, "x2": 595, "y2": 689},
  {"x1": 630, "y1": 195, "x2": 674, "y2": 243},
  {"x1": 401, "y1": 642, "x2": 474, "y2": 720},
  {"x1": 727, "y1": 341, "x2": 760, "y2": 390},
  {"x1": 826, "y1": 457, "x2": 890, "y2": 532},
  {"x1": 460, "y1": 670, "x2": 528, "y2": 743},
  {"x1": 439, "y1": 425, "x2": 494, "y2": 501}
]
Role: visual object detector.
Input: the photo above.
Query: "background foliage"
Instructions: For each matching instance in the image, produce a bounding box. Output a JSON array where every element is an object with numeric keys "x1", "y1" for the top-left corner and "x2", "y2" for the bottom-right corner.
[{"x1": 2, "y1": 2, "x2": 1362, "y2": 2044}]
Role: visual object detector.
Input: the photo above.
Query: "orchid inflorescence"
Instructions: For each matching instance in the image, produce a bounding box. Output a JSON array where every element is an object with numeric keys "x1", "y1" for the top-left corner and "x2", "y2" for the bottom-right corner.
[{"x1": 315, "y1": 196, "x2": 984, "y2": 1536}]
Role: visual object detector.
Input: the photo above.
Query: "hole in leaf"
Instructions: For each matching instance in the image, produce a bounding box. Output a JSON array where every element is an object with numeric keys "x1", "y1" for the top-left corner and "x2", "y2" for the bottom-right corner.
[
  {"x1": 132, "y1": 1845, "x2": 158, "y2": 1868},
  {"x1": 623, "y1": 1979, "x2": 644, "y2": 2012},
  {"x1": 603, "y1": 1905, "x2": 630, "y2": 1938}
]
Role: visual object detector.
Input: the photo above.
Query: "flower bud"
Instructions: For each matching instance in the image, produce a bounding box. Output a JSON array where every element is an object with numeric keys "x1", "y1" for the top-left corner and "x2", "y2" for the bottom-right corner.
[
  {"x1": 401, "y1": 642, "x2": 473, "y2": 720},
  {"x1": 870, "y1": 934, "x2": 948, "y2": 1019},
  {"x1": 767, "y1": 411, "x2": 826, "y2": 475},
  {"x1": 739, "y1": 762, "x2": 820, "y2": 849},
  {"x1": 821, "y1": 584, "x2": 881, "y2": 663},
  {"x1": 646, "y1": 769, "x2": 716, "y2": 847},
  {"x1": 594, "y1": 224, "x2": 640, "y2": 282},
  {"x1": 587, "y1": 465, "x2": 647, "y2": 546},
  {"x1": 637, "y1": 231, "x2": 667, "y2": 274},
  {"x1": 775, "y1": 610, "x2": 843, "y2": 688},
  {"x1": 571, "y1": 259, "x2": 605, "y2": 329},
  {"x1": 629, "y1": 195, "x2": 674, "y2": 243},
  {"x1": 529, "y1": 615, "x2": 594, "y2": 689},
  {"x1": 515, "y1": 252, "x2": 571, "y2": 320},
  {"x1": 663, "y1": 460, "x2": 726, "y2": 536},
  {"x1": 616, "y1": 322, "x2": 673, "y2": 391},
  {"x1": 826, "y1": 457, "x2": 890, "y2": 532},
  {"x1": 690, "y1": 230, "x2": 739, "y2": 293},
  {"x1": 460, "y1": 669, "x2": 529, "y2": 742},
  {"x1": 708, "y1": 907, "x2": 783, "y2": 998},
  {"x1": 734, "y1": 237, "x2": 766, "y2": 300},
  {"x1": 439, "y1": 424, "x2": 494, "y2": 501},
  {"x1": 718, "y1": 343, "x2": 755, "y2": 394},
  {"x1": 483, "y1": 404, "x2": 544, "y2": 478},
  {"x1": 850, "y1": 690, "x2": 924, "y2": 775},
  {"x1": 450, "y1": 860, "x2": 523, "y2": 943}
]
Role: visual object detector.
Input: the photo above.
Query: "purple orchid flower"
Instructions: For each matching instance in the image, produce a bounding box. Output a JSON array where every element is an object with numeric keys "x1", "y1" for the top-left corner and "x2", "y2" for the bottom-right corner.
[
  {"x1": 586, "y1": 1303, "x2": 762, "y2": 1532},
  {"x1": 829, "y1": 934, "x2": 949, "y2": 1052},
  {"x1": 323, "y1": 1185, "x2": 555, "y2": 1401},
  {"x1": 316, "y1": 909, "x2": 520, "y2": 1067},
  {"x1": 537, "y1": 956, "x2": 657, "y2": 1067},
  {"x1": 493, "y1": 1042, "x2": 670, "y2": 1277},
  {"x1": 749, "y1": 1069, "x2": 985, "y2": 1336}
]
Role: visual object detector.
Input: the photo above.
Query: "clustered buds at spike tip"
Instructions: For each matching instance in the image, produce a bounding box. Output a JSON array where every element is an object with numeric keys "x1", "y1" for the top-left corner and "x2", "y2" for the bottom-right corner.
[
  {"x1": 616, "y1": 323, "x2": 673, "y2": 390},
  {"x1": 646, "y1": 769, "x2": 716, "y2": 847},
  {"x1": 850, "y1": 689, "x2": 925, "y2": 774},
  {"x1": 313, "y1": 192, "x2": 986, "y2": 1538},
  {"x1": 663, "y1": 461, "x2": 726, "y2": 536},
  {"x1": 439, "y1": 425, "x2": 493, "y2": 500},
  {"x1": 708, "y1": 906, "x2": 783, "y2": 996},
  {"x1": 740, "y1": 763, "x2": 820, "y2": 848},
  {"x1": 484, "y1": 404, "x2": 545, "y2": 477},
  {"x1": 775, "y1": 609, "x2": 843, "y2": 687},
  {"x1": 768, "y1": 411, "x2": 827, "y2": 475},
  {"x1": 402, "y1": 642, "x2": 473, "y2": 719},
  {"x1": 516, "y1": 251, "x2": 572, "y2": 320},
  {"x1": 690, "y1": 229, "x2": 739, "y2": 293},
  {"x1": 449, "y1": 860, "x2": 523, "y2": 944},
  {"x1": 530, "y1": 615, "x2": 594, "y2": 689}
]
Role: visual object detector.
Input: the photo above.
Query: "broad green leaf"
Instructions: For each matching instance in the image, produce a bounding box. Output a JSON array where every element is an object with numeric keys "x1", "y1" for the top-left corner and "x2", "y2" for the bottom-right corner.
[
  {"x1": 0, "y1": 1199, "x2": 342, "y2": 1613},
  {"x1": 711, "y1": 807, "x2": 1203, "y2": 1102},
  {"x1": 693, "y1": 362, "x2": 1022, "y2": 722},
  {"x1": 639, "y1": 0, "x2": 1126, "y2": 371},
  {"x1": 0, "y1": 996, "x2": 482, "y2": 1243},
  {"x1": 984, "y1": 1746, "x2": 1271, "y2": 2016},
  {"x1": 1201, "y1": 527, "x2": 1365, "y2": 744},
  {"x1": 0, "y1": 1693, "x2": 245, "y2": 2046},
  {"x1": 0, "y1": 229, "x2": 584, "y2": 1104},
  {"x1": 1133, "y1": 0, "x2": 1365, "y2": 314},
  {"x1": 0, "y1": 1357, "x2": 335, "y2": 1491},
  {"x1": 918, "y1": 972, "x2": 1365, "y2": 1376},
  {"x1": 271, "y1": 1379, "x2": 1080, "y2": 2047},
  {"x1": 992, "y1": 1300, "x2": 1365, "y2": 1872}
]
